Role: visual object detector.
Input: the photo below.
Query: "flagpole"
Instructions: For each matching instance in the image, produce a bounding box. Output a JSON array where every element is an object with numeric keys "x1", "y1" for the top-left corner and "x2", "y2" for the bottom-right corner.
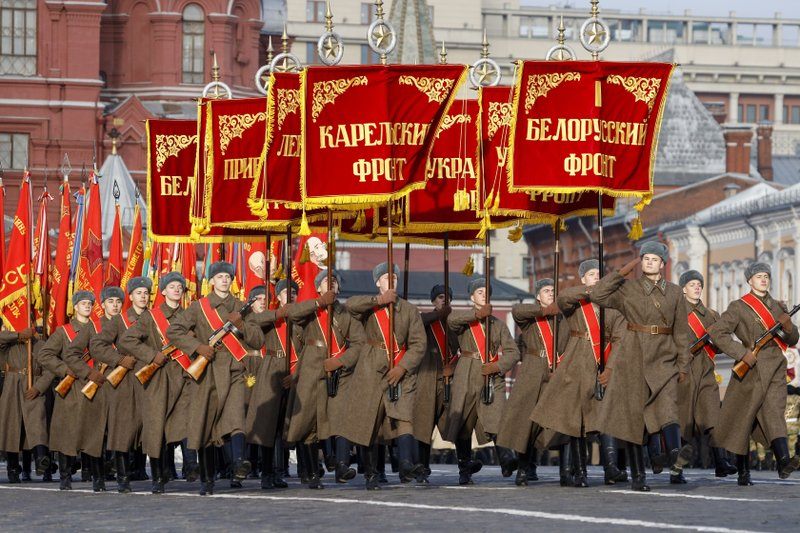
[
  {"x1": 551, "y1": 222, "x2": 560, "y2": 373},
  {"x1": 443, "y1": 232, "x2": 451, "y2": 404},
  {"x1": 481, "y1": 230, "x2": 493, "y2": 405},
  {"x1": 387, "y1": 202, "x2": 399, "y2": 402},
  {"x1": 284, "y1": 226, "x2": 293, "y2": 375},
  {"x1": 595, "y1": 193, "x2": 606, "y2": 400},
  {"x1": 266, "y1": 232, "x2": 272, "y2": 301},
  {"x1": 402, "y1": 242, "x2": 410, "y2": 300},
  {"x1": 25, "y1": 172, "x2": 33, "y2": 391},
  {"x1": 325, "y1": 209, "x2": 337, "y2": 397}
]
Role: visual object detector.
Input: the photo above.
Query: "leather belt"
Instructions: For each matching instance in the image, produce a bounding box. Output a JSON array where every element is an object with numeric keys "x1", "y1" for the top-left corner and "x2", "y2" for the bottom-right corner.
[
  {"x1": 263, "y1": 348, "x2": 286, "y2": 358},
  {"x1": 367, "y1": 340, "x2": 404, "y2": 351},
  {"x1": 627, "y1": 323, "x2": 672, "y2": 335},
  {"x1": 3, "y1": 365, "x2": 28, "y2": 375},
  {"x1": 523, "y1": 350, "x2": 547, "y2": 359},
  {"x1": 570, "y1": 330, "x2": 590, "y2": 340},
  {"x1": 459, "y1": 351, "x2": 483, "y2": 360}
]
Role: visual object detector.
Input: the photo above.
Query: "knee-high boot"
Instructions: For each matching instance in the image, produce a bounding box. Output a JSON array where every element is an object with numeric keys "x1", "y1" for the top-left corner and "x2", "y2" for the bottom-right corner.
[
  {"x1": 272, "y1": 440, "x2": 288, "y2": 487},
  {"x1": 713, "y1": 447, "x2": 738, "y2": 477},
  {"x1": 737, "y1": 453, "x2": 753, "y2": 486},
  {"x1": 572, "y1": 437, "x2": 588, "y2": 487},
  {"x1": 150, "y1": 455, "x2": 164, "y2": 494},
  {"x1": 335, "y1": 436, "x2": 356, "y2": 483},
  {"x1": 771, "y1": 438, "x2": 800, "y2": 479},
  {"x1": 260, "y1": 446, "x2": 275, "y2": 489},
  {"x1": 456, "y1": 438, "x2": 481, "y2": 485},
  {"x1": 230, "y1": 433, "x2": 251, "y2": 482},
  {"x1": 600, "y1": 434, "x2": 626, "y2": 484},
  {"x1": 199, "y1": 446, "x2": 216, "y2": 495},
  {"x1": 33, "y1": 445, "x2": 51, "y2": 477},
  {"x1": 627, "y1": 442, "x2": 650, "y2": 492},
  {"x1": 361, "y1": 444, "x2": 380, "y2": 491},
  {"x1": 305, "y1": 442, "x2": 323, "y2": 489},
  {"x1": 396, "y1": 434, "x2": 424, "y2": 483},
  {"x1": 181, "y1": 439, "x2": 200, "y2": 482},
  {"x1": 558, "y1": 443, "x2": 573, "y2": 487},
  {"x1": 662, "y1": 423, "x2": 692, "y2": 482},
  {"x1": 58, "y1": 453, "x2": 72, "y2": 490},
  {"x1": 115, "y1": 452, "x2": 131, "y2": 493},
  {"x1": 6, "y1": 452, "x2": 21, "y2": 483}
]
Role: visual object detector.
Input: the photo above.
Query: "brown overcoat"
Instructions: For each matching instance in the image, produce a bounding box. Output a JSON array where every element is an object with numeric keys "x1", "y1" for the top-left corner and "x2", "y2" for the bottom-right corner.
[
  {"x1": 341, "y1": 295, "x2": 426, "y2": 446},
  {"x1": 708, "y1": 291, "x2": 799, "y2": 455},
  {"x1": 0, "y1": 333, "x2": 51, "y2": 452},
  {"x1": 166, "y1": 292, "x2": 264, "y2": 449},
  {"x1": 590, "y1": 273, "x2": 692, "y2": 444},
  {"x1": 441, "y1": 310, "x2": 520, "y2": 444},
  {"x1": 679, "y1": 300, "x2": 722, "y2": 442},
  {"x1": 117, "y1": 303, "x2": 191, "y2": 457}
]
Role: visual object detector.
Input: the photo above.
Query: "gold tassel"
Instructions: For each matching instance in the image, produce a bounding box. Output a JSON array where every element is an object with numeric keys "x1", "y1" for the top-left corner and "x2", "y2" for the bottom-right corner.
[
  {"x1": 299, "y1": 242, "x2": 310, "y2": 264},
  {"x1": 560, "y1": 220, "x2": 568, "y2": 232},
  {"x1": 299, "y1": 210, "x2": 311, "y2": 236},
  {"x1": 272, "y1": 262, "x2": 284, "y2": 281},
  {"x1": 477, "y1": 214, "x2": 492, "y2": 239},
  {"x1": 32, "y1": 276, "x2": 42, "y2": 312},
  {"x1": 352, "y1": 210, "x2": 365, "y2": 231},
  {"x1": 231, "y1": 277, "x2": 241, "y2": 298},
  {"x1": 462, "y1": 256, "x2": 474, "y2": 276},
  {"x1": 492, "y1": 189, "x2": 501, "y2": 211},
  {"x1": 483, "y1": 190, "x2": 494, "y2": 210},
  {"x1": 66, "y1": 280, "x2": 74, "y2": 316},
  {"x1": 508, "y1": 224, "x2": 523, "y2": 243},
  {"x1": 627, "y1": 215, "x2": 643, "y2": 241},
  {"x1": 201, "y1": 278, "x2": 210, "y2": 297}
]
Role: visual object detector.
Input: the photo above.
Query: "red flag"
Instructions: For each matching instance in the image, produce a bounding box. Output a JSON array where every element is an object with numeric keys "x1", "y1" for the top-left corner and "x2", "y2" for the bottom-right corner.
[
  {"x1": 121, "y1": 204, "x2": 144, "y2": 292},
  {"x1": 32, "y1": 185, "x2": 53, "y2": 329},
  {"x1": 48, "y1": 177, "x2": 72, "y2": 333},
  {"x1": 0, "y1": 176, "x2": 6, "y2": 275},
  {"x1": 292, "y1": 233, "x2": 327, "y2": 302},
  {"x1": 179, "y1": 243, "x2": 198, "y2": 304},
  {"x1": 243, "y1": 241, "x2": 268, "y2": 296},
  {"x1": 75, "y1": 172, "x2": 104, "y2": 317},
  {"x1": 105, "y1": 204, "x2": 123, "y2": 287},
  {"x1": 0, "y1": 173, "x2": 33, "y2": 331}
]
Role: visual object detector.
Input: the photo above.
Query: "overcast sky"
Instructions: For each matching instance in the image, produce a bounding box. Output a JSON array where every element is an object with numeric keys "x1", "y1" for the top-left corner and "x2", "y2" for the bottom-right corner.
[{"x1": 523, "y1": 1, "x2": 797, "y2": 18}]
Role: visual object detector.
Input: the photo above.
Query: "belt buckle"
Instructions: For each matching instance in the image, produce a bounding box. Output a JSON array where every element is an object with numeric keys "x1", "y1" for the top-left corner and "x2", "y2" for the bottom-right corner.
[
  {"x1": 539, "y1": 350, "x2": 546, "y2": 359},
  {"x1": 650, "y1": 325, "x2": 658, "y2": 335},
  {"x1": 277, "y1": 349, "x2": 285, "y2": 358}
]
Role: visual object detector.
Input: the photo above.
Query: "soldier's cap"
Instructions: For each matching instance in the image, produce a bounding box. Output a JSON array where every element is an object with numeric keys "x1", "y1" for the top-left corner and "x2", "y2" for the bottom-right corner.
[
  {"x1": 373, "y1": 262, "x2": 399, "y2": 283},
  {"x1": 276, "y1": 278, "x2": 299, "y2": 295},
  {"x1": 467, "y1": 276, "x2": 492, "y2": 296},
  {"x1": 579, "y1": 259, "x2": 600, "y2": 278},
  {"x1": 535, "y1": 278, "x2": 554, "y2": 295},
  {"x1": 745, "y1": 262, "x2": 771, "y2": 281},
  {"x1": 72, "y1": 290, "x2": 95, "y2": 306},
  {"x1": 127, "y1": 276, "x2": 152, "y2": 295},
  {"x1": 159, "y1": 271, "x2": 187, "y2": 292},
  {"x1": 315, "y1": 269, "x2": 341, "y2": 291},
  {"x1": 208, "y1": 261, "x2": 235, "y2": 280},
  {"x1": 679, "y1": 269, "x2": 704, "y2": 288},
  {"x1": 430, "y1": 284, "x2": 453, "y2": 302},
  {"x1": 639, "y1": 241, "x2": 669, "y2": 263},
  {"x1": 101, "y1": 286, "x2": 125, "y2": 302},
  {"x1": 248, "y1": 285, "x2": 267, "y2": 300}
]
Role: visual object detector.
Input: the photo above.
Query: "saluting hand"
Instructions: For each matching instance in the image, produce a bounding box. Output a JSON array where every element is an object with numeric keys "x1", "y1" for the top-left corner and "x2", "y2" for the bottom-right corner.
[
  {"x1": 376, "y1": 289, "x2": 397, "y2": 306},
  {"x1": 475, "y1": 304, "x2": 493, "y2": 320},
  {"x1": 618, "y1": 257, "x2": 641, "y2": 277}
]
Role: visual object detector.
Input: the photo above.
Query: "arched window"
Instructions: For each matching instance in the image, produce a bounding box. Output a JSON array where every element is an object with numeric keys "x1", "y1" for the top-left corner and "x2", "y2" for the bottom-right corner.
[{"x1": 182, "y1": 4, "x2": 205, "y2": 84}]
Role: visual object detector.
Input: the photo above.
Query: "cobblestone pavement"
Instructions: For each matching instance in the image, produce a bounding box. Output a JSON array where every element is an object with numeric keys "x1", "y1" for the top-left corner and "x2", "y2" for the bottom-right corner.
[{"x1": 0, "y1": 465, "x2": 798, "y2": 532}]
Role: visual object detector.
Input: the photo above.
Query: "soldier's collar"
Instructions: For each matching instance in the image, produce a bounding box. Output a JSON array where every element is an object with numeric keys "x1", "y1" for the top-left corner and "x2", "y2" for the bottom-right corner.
[
  {"x1": 640, "y1": 276, "x2": 666, "y2": 294},
  {"x1": 690, "y1": 300, "x2": 707, "y2": 316}
]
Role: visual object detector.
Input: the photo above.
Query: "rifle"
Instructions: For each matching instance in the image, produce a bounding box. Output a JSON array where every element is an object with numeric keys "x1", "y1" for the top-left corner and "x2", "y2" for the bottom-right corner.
[
  {"x1": 185, "y1": 298, "x2": 257, "y2": 381},
  {"x1": 733, "y1": 302, "x2": 800, "y2": 379},
  {"x1": 690, "y1": 333, "x2": 712, "y2": 355},
  {"x1": 135, "y1": 343, "x2": 178, "y2": 385},
  {"x1": 54, "y1": 374, "x2": 75, "y2": 397},
  {"x1": 80, "y1": 362, "x2": 109, "y2": 400}
]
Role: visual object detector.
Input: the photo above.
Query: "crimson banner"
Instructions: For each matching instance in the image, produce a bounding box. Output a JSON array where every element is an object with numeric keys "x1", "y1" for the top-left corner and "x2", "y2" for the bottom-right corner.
[
  {"x1": 301, "y1": 64, "x2": 467, "y2": 209},
  {"x1": 508, "y1": 61, "x2": 673, "y2": 198}
]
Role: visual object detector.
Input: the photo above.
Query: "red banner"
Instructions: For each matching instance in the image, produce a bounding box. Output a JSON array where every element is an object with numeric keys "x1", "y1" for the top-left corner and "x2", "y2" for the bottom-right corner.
[
  {"x1": 48, "y1": 178, "x2": 72, "y2": 333},
  {"x1": 75, "y1": 172, "x2": 104, "y2": 318},
  {"x1": 508, "y1": 61, "x2": 673, "y2": 199},
  {"x1": 106, "y1": 204, "x2": 123, "y2": 287},
  {"x1": 0, "y1": 174, "x2": 32, "y2": 331},
  {"x1": 301, "y1": 64, "x2": 466, "y2": 209},
  {"x1": 121, "y1": 205, "x2": 144, "y2": 293}
]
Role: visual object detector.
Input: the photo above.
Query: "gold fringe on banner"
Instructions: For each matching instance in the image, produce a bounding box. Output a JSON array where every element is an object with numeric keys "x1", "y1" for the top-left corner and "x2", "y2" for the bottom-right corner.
[
  {"x1": 462, "y1": 256, "x2": 475, "y2": 276},
  {"x1": 508, "y1": 223, "x2": 523, "y2": 243},
  {"x1": 627, "y1": 193, "x2": 652, "y2": 241}
]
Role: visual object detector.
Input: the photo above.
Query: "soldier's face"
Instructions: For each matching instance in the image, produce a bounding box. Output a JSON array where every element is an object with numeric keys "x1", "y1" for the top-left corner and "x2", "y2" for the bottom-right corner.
[
  {"x1": 102, "y1": 297, "x2": 122, "y2": 317},
  {"x1": 538, "y1": 286, "x2": 554, "y2": 306},
  {"x1": 749, "y1": 272, "x2": 770, "y2": 293},
  {"x1": 251, "y1": 294, "x2": 266, "y2": 313},
  {"x1": 317, "y1": 278, "x2": 339, "y2": 295},
  {"x1": 581, "y1": 269, "x2": 600, "y2": 286},
  {"x1": 641, "y1": 254, "x2": 664, "y2": 275},
  {"x1": 683, "y1": 280, "x2": 703, "y2": 301},
  {"x1": 277, "y1": 288, "x2": 296, "y2": 306},
  {"x1": 432, "y1": 293, "x2": 448, "y2": 311},
  {"x1": 376, "y1": 273, "x2": 397, "y2": 294},
  {"x1": 75, "y1": 300, "x2": 93, "y2": 318},
  {"x1": 211, "y1": 273, "x2": 232, "y2": 292},
  {"x1": 162, "y1": 281, "x2": 185, "y2": 303},
  {"x1": 129, "y1": 288, "x2": 150, "y2": 310},
  {"x1": 471, "y1": 287, "x2": 486, "y2": 307}
]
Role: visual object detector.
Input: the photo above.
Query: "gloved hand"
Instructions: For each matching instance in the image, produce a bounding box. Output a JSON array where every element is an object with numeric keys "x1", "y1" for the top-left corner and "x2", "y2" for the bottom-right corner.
[
  {"x1": 65, "y1": 369, "x2": 77, "y2": 379},
  {"x1": 87, "y1": 368, "x2": 106, "y2": 385},
  {"x1": 323, "y1": 358, "x2": 344, "y2": 373},
  {"x1": 541, "y1": 302, "x2": 560, "y2": 316},
  {"x1": 598, "y1": 367, "x2": 612, "y2": 386},
  {"x1": 118, "y1": 355, "x2": 136, "y2": 370},
  {"x1": 481, "y1": 361, "x2": 500, "y2": 376},
  {"x1": 24, "y1": 387, "x2": 40, "y2": 401},
  {"x1": 276, "y1": 305, "x2": 290, "y2": 320},
  {"x1": 778, "y1": 313, "x2": 794, "y2": 332},
  {"x1": 618, "y1": 257, "x2": 641, "y2": 277},
  {"x1": 475, "y1": 304, "x2": 493, "y2": 320},
  {"x1": 17, "y1": 328, "x2": 36, "y2": 342},
  {"x1": 442, "y1": 363, "x2": 455, "y2": 378},
  {"x1": 227, "y1": 311, "x2": 244, "y2": 329},
  {"x1": 386, "y1": 365, "x2": 407, "y2": 385},
  {"x1": 152, "y1": 351, "x2": 168, "y2": 366},
  {"x1": 437, "y1": 305, "x2": 452, "y2": 320},
  {"x1": 195, "y1": 344, "x2": 216, "y2": 361},
  {"x1": 316, "y1": 290, "x2": 336, "y2": 308},
  {"x1": 376, "y1": 289, "x2": 397, "y2": 306}
]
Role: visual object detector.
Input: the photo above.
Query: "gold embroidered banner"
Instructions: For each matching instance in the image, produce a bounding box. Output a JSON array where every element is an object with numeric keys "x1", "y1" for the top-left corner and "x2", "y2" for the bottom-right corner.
[
  {"x1": 301, "y1": 64, "x2": 467, "y2": 210},
  {"x1": 508, "y1": 61, "x2": 673, "y2": 199}
]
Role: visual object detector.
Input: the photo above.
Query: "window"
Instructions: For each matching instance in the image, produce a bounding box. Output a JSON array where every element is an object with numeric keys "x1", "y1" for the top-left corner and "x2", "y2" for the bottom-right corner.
[
  {"x1": 738, "y1": 104, "x2": 744, "y2": 122},
  {"x1": 746, "y1": 104, "x2": 757, "y2": 123},
  {"x1": 182, "y1": 4, "x2": 205, "y2": 84},
  {"x1": 307, "y1": 1, "x2": 325, "y2": 23},
  {"x1": 361, "y1": 3, "x2": 374, "y2": 25},
  {"x1": 360, "y1": 44, "x2": 379, "y2": 65},
  {"x1": 306, "y1": 42, "x2": 322, "y2": 65},
  {"x1": 759, "y1": 105, "x2": 770, "y2": 121},
  {"x1": 794, "y1": 107, "x2": 800, "y2": 125},
  {"x1": 522, "y1": 256, "x2": 533, "y2": 277},
  {"x1": 0, "y1": 133, "x2": 29, "y2": 169},
  {"x1": 0, "y1": 0, "x2": 36, "y2": 76}
]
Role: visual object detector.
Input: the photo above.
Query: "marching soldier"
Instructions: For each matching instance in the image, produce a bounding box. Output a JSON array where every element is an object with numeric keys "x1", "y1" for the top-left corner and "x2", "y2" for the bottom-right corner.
[
  {"x1": 496, "y1": 278, "x2": 561, "y2": 487},
  {"x1": 591, "y1": 242, "x2": 693, "y2": 491},
  {"x1": 413, "y1": 284, "x2": 458, "y2": 484},
  {"x1": 286, "y1": 270, "x2": 364, "y2": 488},
  {"x1": 708, "y1": 263, "x2": 800, "y2": 485},
  {"x1": 442, "y1": 276, "x2": 520, "y2": 486},
  {"x1": 245, "y1": 280, "x2": 299, "y2": 490},
  {"x1": 677, "y1": 270, "x2": 737, "y2": 481},
  {"x1": 117, "y1": 272, "x2": 197, "y2": 494},
  {"x1": 64, "y1": 286, "x2": 125, "y2": 492},
  {"x1": 37, "y1": 291, "x2": 102, "y2": 490},
  {"x1": 166, "y1": 261, "x2": 264, "y2": 495},
  {"x1": 0, "y1": 325, "x2": 51, "y2": 483},
  {"x1": 344, "y1": 262, "x2": 426, "y2": 489},
  {"x1": 531, "y1": 262, "x2": 628, "y2": 487},
  {"x1": 90, "y1": 277, "x2": 151, "y2": 491}
]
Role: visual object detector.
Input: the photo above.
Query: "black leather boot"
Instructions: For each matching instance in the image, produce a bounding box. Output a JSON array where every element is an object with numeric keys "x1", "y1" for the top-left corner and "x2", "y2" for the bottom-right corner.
[
  {"x1": 362, "y1": 445, "x2": 381, "y2": 490},
  {"x1": 526, "y1": 443, "x2": 539, "y2": 481},
  {"x1": 199, "y1": 446, "x2": 215, "y2": 495},
  {"x1": 647, "y1": 433, "x2": 665, "y2": 474},
  {"x1": 600, "y1": 434, "x2": 626, "y2": 484},
  {"x1": 377, "y1": 445, "x2": 388, "y2": 483},
  {"x1": 572, "y1": 437, "x2": 588, "y2": 488},
  {"x1": 713, "y1": 447, "x2": 738, "y2": 477},
  {"x1": 34, "y1": 445, "x2": 51, "y2": 477},
  {"x1": 181, "y1": 439, "x2": 200, "y2": 482},
  {"x1": 58, "y1": 454, "x2": 72, "y2": 490},
  {"x1": 115, "y1": 453, "x2": 131, "y2": 493},
  {"x1": 417, "y1": 441, "x2": 432, "y2": 483},
  {"x1": 165, "y1": 444, "x2": 177, "y2": 481},
  {"x1": 323, "y1": 437, "x2": 337, "y2": 473},
  {"x1": 515, "y1": 449, "x2": 530, "y2": 486},
  {"x1": 628, "y1": 443, "x2": 651, "y2": 492},
  {"x1": 771, "y1": 438, "x2": 800, "y2": 479},
  {"x1": 396, "y1": 434, "x2": 424, "y2": 483},
  {"x1": 80, "y1": 452, "x2": 91, "y2": 482},
  {"x1": 272, "y1": 441, "x2": 288, "y2": 488},
  {"x1": 335, "y1": 436, "x2": 356, "y2": 483},
  {"x1": 230, "y1": 433, "x2": 251, "y2": 482},
  {"x1": 306, "y1": 443, "x2": 324, "y2": 489},
  {"x1": 737, "y1": 454, "x2": 753, "y2": 486},
  {"x1": 663, "y1": 423, "x2": 693, "y2": 480},
  {"x1": 456, "y1": 438, "x2": 481, "y2": 485},
  {"x1": 558, "y1": 443, "x2": 573, "y2": 487},
  {"x1": 150, "y1": 456, "x2": 164, "y2": 494},
  {"x1": 91, "y1": 456, "x2": 106, "y2": 492},
  {"x1": 496, "y1": 444, "x2": 519, "y2": 478},
  {"x1": 259, "y1": 446, "x2": 274, "y2": 489},
  {"x1": 6, "y1": 452, "x2": 21, "y2": 483},
  {"x1": 21, "y1": 450, "x2": 31, "y2": 481}
]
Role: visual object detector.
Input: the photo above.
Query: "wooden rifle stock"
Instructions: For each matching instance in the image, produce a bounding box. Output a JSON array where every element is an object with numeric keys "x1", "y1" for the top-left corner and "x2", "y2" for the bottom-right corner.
[
  {"x1": 54, "y1": 375, "x2": 75, "y2": 398},
  {"x1": 135, "y1": 344, "x2": 177, "y2": 385},
  {"x1": 690, "y1": 333, "x2": 711, "y2": 355},
  {"x1": 106, "y1": 365, "x2": 128, "y2": 388},
  {"x1": 732, "y1": 302, "x2": 800, "y2": 380},
  {"x1": 186, "y1": 298, "x2": 257, "y2": 381},
  {"x1": 80, "y1": 363, "x2": 108, "y2": 400}
]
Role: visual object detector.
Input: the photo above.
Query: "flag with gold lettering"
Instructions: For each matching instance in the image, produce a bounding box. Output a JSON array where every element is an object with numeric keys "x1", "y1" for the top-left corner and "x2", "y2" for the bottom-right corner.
[
  {"x1": 105, "y1": 204, "x2": 123, "y2": 287},
  {"x1": 301, "y1": 64, "x2": 467, "y2": 210},
  {"x1": 0, "y1": 173, "x2": 33, "y2": 331},
  {"x1": 508, "y1": 61, "x2": 673, "y2": 199},
  {"x1": 32, "y1": 185, "x2": 52, "y2": 328},
  {"x1": 75, "y1": 171, "x2": 104, "y2": 318},
  {"x1": 121, "y1": 204, "x2": 144, "y2": 292},
  {"x1": 48, "y1": 177, "x2": 72, "y2": 332}
]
